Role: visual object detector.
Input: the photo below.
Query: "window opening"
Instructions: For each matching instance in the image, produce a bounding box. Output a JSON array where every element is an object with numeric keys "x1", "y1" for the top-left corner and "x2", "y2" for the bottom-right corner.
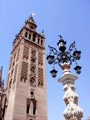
[
  {"x1": 30, "y1": 26, "x2": 33, "y2": 29},
  {"x1": 31, "y1": 50, "x2": 36, "y2": 57},
  {"x1": 25, "y1": 32, "x2": 28, "y2": 38},
  {"x1": 31, "y1": 58, "x2": 36, "y2": 63},
  {"x1": 38, "y1": 38, "x2": 40, "y2": 44},
  {"x1": 31, "y1": 67, "x2": 35, "y2": 73},
  {"x1": 33, "y1": 106, "x2": 36, "y2": 115},
  {"x1": 33, "y1": 34, "x2": 36, "y2": 42},
  {"x1": 2, "y1": 99, "x2": 7, "y2": 118},
  {"x1": 30, "y1": 78, "x2": 35, "y2": 85},
  {"x1": 31, "y1": 91, "x2": 34, "y2": 96},
  {"x1": 41, "y1": 40, "x2": 43, "y2": 45},
  {"x1": 26, "y1": 105, "x2": 30, "y2": 114},
  {"x1": 29, "y1": 34, "x2": 31, "y2": 39}
]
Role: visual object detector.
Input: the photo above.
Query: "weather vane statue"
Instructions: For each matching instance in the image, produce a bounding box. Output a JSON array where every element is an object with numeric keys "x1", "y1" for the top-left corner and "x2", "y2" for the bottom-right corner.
[
  {"x1": 47, "y1": 35, "x2": 83, "y2": 120},
  {"x1": 31, "y1": 13, "x2": 35, "y2": 16}
]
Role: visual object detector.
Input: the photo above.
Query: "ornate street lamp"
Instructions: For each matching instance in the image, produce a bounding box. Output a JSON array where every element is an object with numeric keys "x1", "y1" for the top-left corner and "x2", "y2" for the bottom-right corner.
[
  {"x1": 57, "y1": 37, "x2": 66, "y2": 52},
  {"x1": 50, "y1": 69, "x2": 57, "y2": 78},
  {"x1": 47, "y1": 55, "x2": 54, "y2": 64},
  {"x1": 74, "y1": 65, "x2": 82, "y2": 74},
  {"x1": 47, "y1": 35, "x2": 82, "y2": 76},
  {"x1": 47, "y1": 35, "x2": 83, "y2": 120},
  {"x1": 73, "y1": 50, "x2": 81, "y2": 60}
]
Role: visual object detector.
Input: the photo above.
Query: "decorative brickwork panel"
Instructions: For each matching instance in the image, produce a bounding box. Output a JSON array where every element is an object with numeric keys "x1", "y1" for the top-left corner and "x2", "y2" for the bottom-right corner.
[
  {"x1": 38, "y1": 68, "x2": 43, "y2": 87},
  {"x1": 38, "y1": 52, "x2": 43, "y2": 66},
  {"x1": 23, "y1": 46, "x2": 29, "y2": 60},
  {"x1": 9, "y1": 56, "x2": 12, "y2": 70},
  {"x1": 9, "y1": 79, "x2": 12, "y2": 89},
  {"x1": 13, "y1": 64, "x2": 18, "y2": 83},
  {"x1": 6, "y1": 73, "x2": 10, "y2": 89},
  {"x1": 11, "y1": 68, "x2": 14, "y2": 77},
  {"x1": 16, "y1": 48, "x2": 20, "y2": 61},
  {"x1": 7, "y1": 73, "x2": 10, "y2": 82},
  {"x1": 21, "y1": 61, "x2": 28, "y2": 82}
]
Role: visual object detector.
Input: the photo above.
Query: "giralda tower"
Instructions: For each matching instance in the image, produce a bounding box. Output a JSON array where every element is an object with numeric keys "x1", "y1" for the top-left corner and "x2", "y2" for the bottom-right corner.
[{"x1": 4, "y1": 15, "x2": 47, "y2": 120}]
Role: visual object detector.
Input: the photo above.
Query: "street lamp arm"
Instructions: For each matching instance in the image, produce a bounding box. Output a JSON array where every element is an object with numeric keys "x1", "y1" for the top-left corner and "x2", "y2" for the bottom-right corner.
[
  {"x1": 69, "y1": 41, "x2": 76, "y2": 51},
  {"x1": 48, "y1": 45, "x2": 58, "y2": 53}
]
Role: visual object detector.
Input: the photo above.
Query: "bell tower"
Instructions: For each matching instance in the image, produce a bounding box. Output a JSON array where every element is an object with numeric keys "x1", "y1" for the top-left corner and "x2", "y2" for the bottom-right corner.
[{"x1": 4, "y1": 15, "x2": 47, "y2": 120}]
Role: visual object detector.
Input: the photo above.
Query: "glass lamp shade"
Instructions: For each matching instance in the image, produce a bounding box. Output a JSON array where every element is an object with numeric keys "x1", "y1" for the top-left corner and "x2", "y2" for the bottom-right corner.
[
  {"x1": 46, "y1": 55, "x2": 54, "y2": 64},
  {"x1": 74, "y1": 65, "x2": 81, "y2": 74},
  {"x1": 57, "y1": 39, "x2": 66, "y2": 52},
  {"x1": 73, "y1": 50, "x2": 81, "y2": 60},
  {"x1": 50, "y1": 69, "x2": 57, "y2": 78}
]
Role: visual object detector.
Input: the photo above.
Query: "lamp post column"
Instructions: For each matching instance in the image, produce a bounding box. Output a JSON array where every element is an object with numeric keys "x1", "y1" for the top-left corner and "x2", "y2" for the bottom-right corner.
[{"x1": 58, "y1": 63, "x2": 83, "y2": 120}]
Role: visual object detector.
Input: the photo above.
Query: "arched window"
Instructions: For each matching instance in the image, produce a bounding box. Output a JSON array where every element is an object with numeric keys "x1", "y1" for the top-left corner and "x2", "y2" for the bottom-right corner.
[
  {"x1": 25, "y1": 32, "x2": 28, "y2": 38},
  {"x1": 2, "y1": 99, "x2": 7, "y2": 118},
  {"x1": 32, "y1": 100, "x2": 36, "y2": 115},
  {"x1": 31, "y1": 58, "x2": 36, "y2": 63},
  {"x1": 29, "y1": 34, "x2": 31, "y2": 39},
  {"x1": 30, "y1": 26, "x2": 33, "y2": 29},
  {"x1": 30, "y1": 91, "x2": 35, "y2": 99},
  {"x1": 33, "y1": 105, "x2": 36, "y2": 115},
  {"x1": 31, "y1": 50, "x2": 36, "y2": 57},
  {"x1": 31, "y1": 91, "x2": 34, "y2": 96},
  {"x1": 38, "y1": 38, "x2": 40, "y2": 44},
  {"x1": 30, "y1": 77, "x2": 35, "y2": 85},
  {"x1": 31, "y1": 66, "x2": 35, "y2": 73},
  {"x1": 26, "y1": 104, "x2": 30, "y2": 114},
  {"x1": 33, "y1": 34, "x2": 36, "y2": 42},
  {"x1": 26, "y1": 99, "x2": 36, "y2": 116},
  {"x1": 41, "y1": 40, "x2": 43, "y2": 45}
]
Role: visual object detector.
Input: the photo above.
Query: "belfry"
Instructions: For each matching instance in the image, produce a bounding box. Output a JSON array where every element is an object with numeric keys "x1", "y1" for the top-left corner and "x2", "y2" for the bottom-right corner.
[{"x1": 0, "y1": 15, "x2": 47, "y2": 120}]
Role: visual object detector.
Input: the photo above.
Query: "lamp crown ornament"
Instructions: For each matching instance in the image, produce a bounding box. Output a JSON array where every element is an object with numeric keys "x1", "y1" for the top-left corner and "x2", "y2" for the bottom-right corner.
[{"x1": 47, "y1": 35, "x2": 83, "y2": 120}]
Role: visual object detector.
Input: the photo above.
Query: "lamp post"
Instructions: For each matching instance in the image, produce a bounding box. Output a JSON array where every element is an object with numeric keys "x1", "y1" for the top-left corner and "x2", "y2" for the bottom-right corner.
[{"x1": 46, "y1": 35, "x2": 83, "y2": 120}]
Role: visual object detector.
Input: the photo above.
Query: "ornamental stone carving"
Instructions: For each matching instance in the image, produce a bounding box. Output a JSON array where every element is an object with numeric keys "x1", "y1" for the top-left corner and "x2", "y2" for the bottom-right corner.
[{"x1": 59, "y1": 63, "x2": 83, "y2": 120}]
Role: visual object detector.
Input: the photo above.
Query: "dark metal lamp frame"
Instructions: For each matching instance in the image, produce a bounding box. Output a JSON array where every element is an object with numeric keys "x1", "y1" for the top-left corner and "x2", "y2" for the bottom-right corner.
[{"x1": 46, "y1": 35, "x2": 82, "y2": 77}]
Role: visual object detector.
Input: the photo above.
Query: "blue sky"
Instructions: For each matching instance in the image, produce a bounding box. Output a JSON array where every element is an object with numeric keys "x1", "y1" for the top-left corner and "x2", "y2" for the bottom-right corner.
[{"x1": 0, "y1": 0, "x2": 90, "y2": 120}]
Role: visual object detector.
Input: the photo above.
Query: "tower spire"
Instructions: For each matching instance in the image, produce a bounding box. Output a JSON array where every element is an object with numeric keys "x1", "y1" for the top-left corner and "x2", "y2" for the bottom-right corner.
[{"x1": 26, "y1": 13, "x2": 37, "y2": 28}]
